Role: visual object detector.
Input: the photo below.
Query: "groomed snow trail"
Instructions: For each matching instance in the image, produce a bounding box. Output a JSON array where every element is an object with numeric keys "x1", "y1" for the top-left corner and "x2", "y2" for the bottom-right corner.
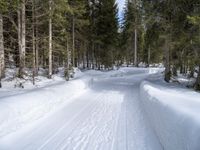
[{"x1": 0, "y1": 70, "x2": 162, "y2": 150}]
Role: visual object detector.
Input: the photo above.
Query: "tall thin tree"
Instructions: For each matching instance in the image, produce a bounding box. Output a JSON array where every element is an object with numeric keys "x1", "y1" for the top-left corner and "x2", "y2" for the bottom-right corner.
[
  {"x1": 0, "y1": 13, "x2": 4, "y2": 87},
  {"x1": 18, "y1": 0, "x2": 26, "y2": 78},
  {"x1": 48, "y1": 0, "x2": 53, "y2": 79}
]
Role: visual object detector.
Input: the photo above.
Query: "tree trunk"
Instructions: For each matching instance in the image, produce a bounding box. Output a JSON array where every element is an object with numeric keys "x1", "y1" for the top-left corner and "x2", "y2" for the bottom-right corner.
[
  {"x1": 92, "y1": 42, "x2": 95, "y2": 69},
  {"x1": 32, "y1": 0, "x2": 36, "y2": 85},
  {"x1": 35, "y1": 27, "x2": 39, "y2": 75},
  {"x1": 86, "y1": 50, "x2": 89, "y2": 68},
  {"x1": 65, "y1": 38, "x2": 70, "y2": 81},
  {"x1": 35, "y1": 5, "x2": 39, "y2": 75},
  {"x1": 82, "y1": 52, "x2": 85, "y2": 69},
  {"x1": 172, "y1": 65, "x2": 177, "y2": 76},
  {"x1": 18, "y1": 1, "x2": 26, "y2": 78},
  {"x1": 134, "y1": 28, "x2": 137, "y2": 66},
  {"x1": 0, "y1": 14, "x2": 4, "y2": 88},
  {"x1": 133, "y1": 0, "x2": 138, "y2": 67},
  {"x1": 147, "y1": 46, "x2": 150, "y2": 67},
  {"x1": 72, "y1": 16, "x2": 75, "y2": 67},
  {"x1": 195, "y1": 65, "x2": 200, "y2": 91},
  {"x1": 189, "y1": 67, "x2": 194, "y2": 78},
  {"x1": 21, "y1": 0, "x2": 26, "y2": 68},
  {"x1": 18, "y1": 8, "x2": 22, "y2": 77},
  {"x1": 48, "y1": 0, "x2": 52, "y2": 79},
  {"x1": 164, "y1": 38, "x2": 171, "y2": 82}
]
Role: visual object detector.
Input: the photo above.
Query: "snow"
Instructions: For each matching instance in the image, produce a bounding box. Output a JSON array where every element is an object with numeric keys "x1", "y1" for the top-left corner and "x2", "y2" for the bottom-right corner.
[
  {"x1": 0, "y1": 67, "x2": 199, "y2": 150},
  {"x1": 174, "y1": 74, "x2": 196, "y2": 87},
  {"x1": 140, "y1": 79, "x2": 200, "y2": 150},
  {"x1": 0, "y1": 71, "x2": 90, "y2": 138}
]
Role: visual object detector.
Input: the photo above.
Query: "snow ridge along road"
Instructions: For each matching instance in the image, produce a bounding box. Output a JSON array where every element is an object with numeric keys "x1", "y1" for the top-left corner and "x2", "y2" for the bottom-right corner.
[{"x1": 0, "y1": 68, "x2": 162, "y2": 150}]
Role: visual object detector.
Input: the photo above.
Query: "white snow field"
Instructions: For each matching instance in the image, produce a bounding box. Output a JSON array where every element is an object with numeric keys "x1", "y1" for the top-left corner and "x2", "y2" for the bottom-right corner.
[
  {"x1": 0, "y1": 67, "x2": 200, "y2": 150},
  {"x1": 141, "y1": 80, "x2": 200, "y2": 150}
]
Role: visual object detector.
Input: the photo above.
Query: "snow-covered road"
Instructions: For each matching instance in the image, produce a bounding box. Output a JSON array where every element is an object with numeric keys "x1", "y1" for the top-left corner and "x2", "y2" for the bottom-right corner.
[{"x1": 0, "y1": 69, "x2": 162, "y2": 150}]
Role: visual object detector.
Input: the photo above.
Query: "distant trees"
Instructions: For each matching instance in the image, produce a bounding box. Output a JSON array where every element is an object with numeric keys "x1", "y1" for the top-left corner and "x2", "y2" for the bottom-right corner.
[
  {"x1": 121, "y1": 0, "x2": 142, "y2": 66},
  {"x1": 0, "y1": 0, "x2": 119, "y2": 87},
  {"x1": 154, "y1": 0, "x2": 200, "y2": 85},
  {"x1": 120, "y1": 0, "x2": 200, "y2": 89},
  {"x1": 94, "y1": 0, "x2": 118, "y2": 68},
  {"x1": 77, "y1": 0, "x2": 118, "y2": 69},
  {"x1": 0, "y1": 0, "x2": 200, "y2": 91},
  {"x1": 189, "y1": 15, "x2": 200, "y2": 90}
]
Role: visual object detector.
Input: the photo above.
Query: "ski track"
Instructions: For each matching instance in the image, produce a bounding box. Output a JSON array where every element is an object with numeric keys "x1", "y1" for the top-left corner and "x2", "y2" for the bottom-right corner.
[{"x1": 0, "y1": 71, "x2": 162, "y2": 150}]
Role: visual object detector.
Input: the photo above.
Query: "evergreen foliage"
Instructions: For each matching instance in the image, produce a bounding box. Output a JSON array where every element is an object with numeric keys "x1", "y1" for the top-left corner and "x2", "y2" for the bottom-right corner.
[{"x1": 0, "y1": 0, "x2": 199, "y2": 90}]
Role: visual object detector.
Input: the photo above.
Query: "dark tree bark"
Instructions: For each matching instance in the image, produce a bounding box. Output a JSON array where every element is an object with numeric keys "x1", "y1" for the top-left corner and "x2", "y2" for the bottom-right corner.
[
  {"x1": 195, "y1": 65, "x2": 200, "y2": 91},
  {"x1": 164, "y1": 38, "x2": 171, "y2": 82}
]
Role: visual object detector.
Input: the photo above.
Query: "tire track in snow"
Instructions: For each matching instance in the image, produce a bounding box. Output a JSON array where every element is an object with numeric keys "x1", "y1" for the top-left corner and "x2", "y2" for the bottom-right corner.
[
  {"x1": 84, "y1": 92, "x2": 122, "y2": 150},
  {"x1": 0, "y1": 70, "x2": 163, "y2": 150},
  {"x1": 59, "y1": 91, "x2": 123, "y2": 150},
  {"x1": 37, "y1": 92, "x2": 105, "y2": 150},
  {"x1": 50, "y1": 92, "x2": 106, "y2": 150},
  {"x1": 60, "y1": 93, "x2": 109, "y2": 150}
]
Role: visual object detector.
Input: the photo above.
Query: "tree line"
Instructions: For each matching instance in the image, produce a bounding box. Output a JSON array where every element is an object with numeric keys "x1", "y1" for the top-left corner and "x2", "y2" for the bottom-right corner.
[
  {"x1": 0, "y1": 0, "x2": 118, "y2": 87},
  {"x1": 0, "y1": 0, "x2": 200, "y2": 91},
  {"x1": 120, "y1": 0, "x2": 200, "y2": 90}
]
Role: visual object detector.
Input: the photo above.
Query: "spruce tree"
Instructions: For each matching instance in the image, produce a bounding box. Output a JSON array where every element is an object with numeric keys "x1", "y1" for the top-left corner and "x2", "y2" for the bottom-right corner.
[
  {"x1": 121, "y1": 0, "x2": 142, "y2": 66},
  {"x1": 95, "y1": 0, "x2": 118, "y2": 68}
]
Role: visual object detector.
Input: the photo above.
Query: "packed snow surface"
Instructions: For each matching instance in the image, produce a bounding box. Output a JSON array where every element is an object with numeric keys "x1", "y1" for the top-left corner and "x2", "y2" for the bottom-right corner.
[
  {"x1": 0, "y1": 67, "x2": 200, "y2": 150},
  {"x1": 141, "y1": 80, "x2": 200, "y2": 150}
]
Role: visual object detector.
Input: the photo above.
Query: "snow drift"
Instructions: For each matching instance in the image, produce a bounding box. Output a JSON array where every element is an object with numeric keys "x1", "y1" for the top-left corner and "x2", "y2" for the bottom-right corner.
[
  {"x1": 0, "y1": 74, "x2": 92, "y2": 138},
  {"x1": 140, "y1": 81, "x2": 200, "y2": 150}
]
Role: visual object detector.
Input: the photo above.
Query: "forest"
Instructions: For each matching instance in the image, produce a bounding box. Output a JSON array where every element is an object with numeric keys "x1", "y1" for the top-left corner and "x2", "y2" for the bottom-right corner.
[
  {"x1": 1, "y1": 1, "x2": 200, "y2": 149},
  {"x1": 0, "y1": 0, "x2": 200, "y2": 90}
]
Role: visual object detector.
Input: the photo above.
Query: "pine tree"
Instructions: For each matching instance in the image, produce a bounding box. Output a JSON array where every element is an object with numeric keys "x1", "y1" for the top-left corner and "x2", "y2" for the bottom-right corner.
[
  {"x1": 94, "y1": 0, "x2": 118, "y2": 68},
  {"x1": 121, "y1": 0, "x2": 142, "y2": 66},
  {"x1": 68, "y1": 0, "x2": 88, "y2": 67}
]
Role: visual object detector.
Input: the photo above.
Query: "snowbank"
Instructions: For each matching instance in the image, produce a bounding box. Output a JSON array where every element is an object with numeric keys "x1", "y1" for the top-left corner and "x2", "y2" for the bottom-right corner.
[
  {"x1": 83, "y1": 67, "x2": 153, "y2": 79},
  {"x1": 140, "y1": 81, "x2": 200, "y2": 150},
  {"x1": 0, "y1": 67, "x2": 162, "y2": 138},
  {"x1": 0, "y1": 73, "x2": 92, "y2": 138}
]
